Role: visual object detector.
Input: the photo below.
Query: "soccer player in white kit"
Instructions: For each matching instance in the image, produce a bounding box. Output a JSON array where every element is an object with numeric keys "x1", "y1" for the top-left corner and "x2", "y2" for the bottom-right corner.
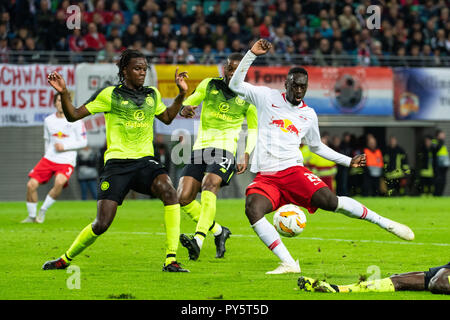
[
  {"x1": 229, "y1": 39, "x2": 415, "y2": 274},
  {"x1": 22, "y1": 93, "x2": 87, "y2": 223}
]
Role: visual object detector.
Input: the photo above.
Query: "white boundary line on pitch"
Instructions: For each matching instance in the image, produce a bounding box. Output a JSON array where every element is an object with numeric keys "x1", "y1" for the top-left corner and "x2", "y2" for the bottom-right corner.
[
  {"x1": 4, "y1": 229, "x2": 448, "y2": 247},
  {"x1": 108, "y1": 231, "x2": 450, "y2": 247}
]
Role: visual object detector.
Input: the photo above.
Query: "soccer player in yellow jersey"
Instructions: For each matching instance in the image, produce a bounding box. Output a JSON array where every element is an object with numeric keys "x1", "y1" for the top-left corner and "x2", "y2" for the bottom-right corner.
[
  {"x1": 298, "y1": 262, "x2": 450, "y2": 295},
  {"x1": 43, "y1": 49, "x2": 190, "y2": 272},
  {"x1": 177, "y1": 53, "x2": 258, "y2": 260}
]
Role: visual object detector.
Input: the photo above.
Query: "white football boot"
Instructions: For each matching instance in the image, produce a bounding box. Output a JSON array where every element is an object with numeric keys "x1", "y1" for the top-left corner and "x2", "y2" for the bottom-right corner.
[
  {"x1": 385, "y1": 220, "x2": 414, "y2": 241},
  {"x1": 21, "y1": 216, "x2": 37, "y2": 223},
  {"x1": 266, "y1": 260, "x2": 301, "y2": 274},
  {"x1": 36, "y1": 209, "x2": 46, "y2": 224}
]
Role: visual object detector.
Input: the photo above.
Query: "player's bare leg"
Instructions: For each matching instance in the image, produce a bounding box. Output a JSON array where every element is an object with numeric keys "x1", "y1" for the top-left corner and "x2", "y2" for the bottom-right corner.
[
  {"x1": 48, "y1": 173, "x2": 67, "y2": 199},
  {"x1": 23, "y1": 178, "x2": 40, "y2": 223},
  {"x1": 428, "y1": 268, "x2": 450, "y2": 294},
  {"x1": 151, "y1": 174, "x2": 188, "y2": 272},
  {"x1": 311, "y1": 187, "x2": 414, "y2": 241},
  {"x1": 26, "y1": 178, "x2": 39, "y2": 203},
  {"x1": 178, "y1": 176, "x2": 201, "y2": 208},
  {"x1": 91, "y1": 199, "x2": 118, "y2": 235},
  {"x1": 300, "y1": 268, "x2": 450, "y2": 294},
  {"x1": 245, "y1": 193, "x2": 300, "y2": 274},
  {"x1": 36, "y1": 174, "x2": 68, "y2": 223},
  {"x1": 339, "y1": 268, "x2": 448, "y2": 294}
]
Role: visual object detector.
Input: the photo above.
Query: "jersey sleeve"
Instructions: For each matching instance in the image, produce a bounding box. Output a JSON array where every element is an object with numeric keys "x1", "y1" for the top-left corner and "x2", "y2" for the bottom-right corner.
[
  {"x1": 305, "y1": 112, "x2": 352, "y2": 167},
  {"x1": 182, "y1": 78, "x2": 210, "y2": 106},
  {"x1": 151, "y1": 86, "x2": 167, "y2": 116},
  {"x1": 302, "y1": 111, "x2": 322, "y2": 148},
  {"x1": 62, "y1": 121, "x2": 88, "y2": 151},
  {"x1": 229, "y1": 50, "x2": 272, "y2": 109},
  {"x1": 83, "y1": 86, "x2": 114, "y2": 114},
  {"x1": 245, "y1": 104, "x2": 258, "y2": 154}
]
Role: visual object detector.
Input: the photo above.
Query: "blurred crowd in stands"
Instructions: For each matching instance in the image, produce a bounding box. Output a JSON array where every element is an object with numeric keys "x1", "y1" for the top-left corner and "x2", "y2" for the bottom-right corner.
[
  {"x1": 300, "y1": 129, "x2": 449, "y2": 197},
  {"x1": 0, "y1": 0, "x2": 449, "y2": 65}
]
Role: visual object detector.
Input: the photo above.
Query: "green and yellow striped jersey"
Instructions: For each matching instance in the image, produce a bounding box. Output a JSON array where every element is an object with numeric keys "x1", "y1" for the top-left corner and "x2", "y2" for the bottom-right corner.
[
  {"x1": 183, "y1": 77, "x2": 258, "y2": 156},
  {"x1": 84, "y1": 84, "x2": 166, "y2": 163}
]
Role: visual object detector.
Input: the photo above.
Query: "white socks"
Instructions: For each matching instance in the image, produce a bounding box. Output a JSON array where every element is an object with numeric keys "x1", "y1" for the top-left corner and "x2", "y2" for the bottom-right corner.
[
  {"x1": 335, "y1": 196, "x2": 391, "y2": 229},
  {"x1": 26, "y1": 202, "x2": 38, "y2": 218},
  {"x1": 194, "y1": 236, "x2": 204, "y2": 249},
  {"x1": 251, "y1": 217, "x2": 296, "y2": 265},
  {"x1": 194, "y1": 224, "x2": 222, "y2": 249},
  {"x1": 212, "y1": 224, "x2": 223, "y2": 237},
  {"x1": 40, "y1": 195, "x2": 56, "y2": 213}
]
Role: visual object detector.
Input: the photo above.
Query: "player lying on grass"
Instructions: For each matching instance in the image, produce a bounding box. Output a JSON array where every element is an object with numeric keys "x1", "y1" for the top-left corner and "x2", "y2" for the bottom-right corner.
[
  {"x1": 23, "y1": 93, "x2": 87, "y2": 224},
  {"x1": 43, "y1": 49, "x2": 190, "y2": 272},
  {"x1": 298, "y1": 262, "x2": 450, "y2": 294},
  {"x1": 177, "y1": 53, "x2": 258, "y2": 261},
  {"x1": 229, "y1": 39, "x2": 415, "y2": 274}
]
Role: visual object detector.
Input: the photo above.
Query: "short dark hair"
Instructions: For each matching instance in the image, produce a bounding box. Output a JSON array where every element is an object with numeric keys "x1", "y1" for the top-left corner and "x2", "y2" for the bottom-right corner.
[
  {"x1": 227, "y1": 52, "x2": 244, "y2": 62},
  {"x1": 117, "y1": 49, "x2": 147, "y2": 84},
  {"x1": 53, "y1": 92, "x2": 61, "y2": 105},
  {"x1": 288, "y1": 67, "x2": 308, "y2": 77}
]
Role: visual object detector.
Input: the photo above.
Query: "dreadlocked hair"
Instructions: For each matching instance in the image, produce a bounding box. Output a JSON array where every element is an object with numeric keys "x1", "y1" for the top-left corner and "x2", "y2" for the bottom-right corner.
[{"x1": 117, "y1": 49, "x2": 147, "y2": 84}]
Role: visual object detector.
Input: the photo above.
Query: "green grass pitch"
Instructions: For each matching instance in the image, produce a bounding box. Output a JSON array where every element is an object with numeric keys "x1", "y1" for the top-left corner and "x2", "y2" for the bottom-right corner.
[{"x1": 0, "y1": 197, "x2": 449, "y2": 300}]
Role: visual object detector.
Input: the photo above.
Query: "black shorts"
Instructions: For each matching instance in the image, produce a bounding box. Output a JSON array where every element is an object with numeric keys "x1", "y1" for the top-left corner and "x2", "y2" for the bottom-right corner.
[
  {"x1": 180, "y1": 148, "x2": 236, "y2": 187},
  {"x1": 97, "y1": 156, "x2": 167, "y2": 205},
  {"x1": 424, "y1": 262, "x2": 450, "y2": 289}
]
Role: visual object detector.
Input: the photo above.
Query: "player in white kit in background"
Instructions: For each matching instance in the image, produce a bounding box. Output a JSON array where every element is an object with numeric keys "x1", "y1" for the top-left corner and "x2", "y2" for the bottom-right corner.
[
  {"x1": 229, "y1": 39, "x2": 415, "y2": 274},
  {"x1": 22, "y1": 93, "x2": 87, "y2": 223}
]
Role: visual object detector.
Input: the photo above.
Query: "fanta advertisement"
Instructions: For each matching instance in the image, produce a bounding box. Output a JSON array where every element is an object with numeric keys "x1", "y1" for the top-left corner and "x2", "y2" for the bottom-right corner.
[{"x1": 245, "y1": 66, "x2": 393, "y2": 115}]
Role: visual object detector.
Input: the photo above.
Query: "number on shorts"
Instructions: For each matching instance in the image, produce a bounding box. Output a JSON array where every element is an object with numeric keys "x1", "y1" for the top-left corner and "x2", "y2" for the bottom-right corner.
[
  {"x1": 218, "y1": 156, "x2": 232, "y2": 171},
  {"x1": 304, "y1": 172, "x2": 322, "y2": 185}
]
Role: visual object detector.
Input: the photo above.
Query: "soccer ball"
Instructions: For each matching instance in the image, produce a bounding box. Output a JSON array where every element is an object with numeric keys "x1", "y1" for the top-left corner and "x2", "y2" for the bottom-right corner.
[{"x1": 273, "y1": 204, "x2": 307, "y2": 237}]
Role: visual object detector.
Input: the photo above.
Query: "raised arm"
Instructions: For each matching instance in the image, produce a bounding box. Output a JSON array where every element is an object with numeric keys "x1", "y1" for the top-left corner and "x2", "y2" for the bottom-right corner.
[
  {"x1": 47, "y1": 72, "x2": 91, "y2": 122},
  {"x1": 156, "y1": 68, "x2": 188, "y2": 125},
  {"x1": 229, "y1": 39, "x2": 273, "y2": 106},
  {"x1": 179, "y1": 78, "x2": 210, "y2": 118}
]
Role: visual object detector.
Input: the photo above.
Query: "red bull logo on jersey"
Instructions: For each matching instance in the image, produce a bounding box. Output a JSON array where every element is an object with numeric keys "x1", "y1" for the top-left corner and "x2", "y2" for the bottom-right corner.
[
  {"x1": 269, "y1": 118, "x2": 300, "y2": 136},
  {"x1": 52, "y1": 131, "x2": 69, "y2": 138}
]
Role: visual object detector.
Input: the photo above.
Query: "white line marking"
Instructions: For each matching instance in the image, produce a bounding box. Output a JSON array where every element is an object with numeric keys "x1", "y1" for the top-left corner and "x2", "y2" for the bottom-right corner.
[
  {"x1": 107, "y1": 231, "x2": 450, "y2": 247},
  {"x1": 4, "y1": 229, "x2": 448, "y2": 247}
]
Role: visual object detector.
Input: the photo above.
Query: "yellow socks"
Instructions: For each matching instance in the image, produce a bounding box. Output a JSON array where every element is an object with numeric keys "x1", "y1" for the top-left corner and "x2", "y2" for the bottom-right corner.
[
  {"x1": 181, "y1": 200, "x2": 201, "y2": 222},
  {"x1": 164, "y1": 204, "x2": 180, "y2": 266},
  {"x1": 209, "y1": 221, "x2": 223, "y2": 236},
  {"x1": 60, "y1": 205, "x2": 181, "y2": 267},
  {"x1": 194, "y1": 191, "x2": 217, "y2": 248},
  {"x1": 62, "y1": 223, "x2": 99, "y2": 263},
  {"x1": 182, "y1": 199, "x2": 223, "y2": 237},
  {"x1": 338, "y1": 277, "x2": 395, "y2": 293}
]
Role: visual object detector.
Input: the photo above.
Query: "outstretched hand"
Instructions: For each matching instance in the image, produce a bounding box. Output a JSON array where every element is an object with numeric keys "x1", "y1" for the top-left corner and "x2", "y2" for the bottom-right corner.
[
  {"x1": 180, "y1": 105, "x2": 197, "y2": 118},
  {"x1": 175, "y1": 67, "x2": 189, "y2": 94},
  {"x1": 236, "y1": 152, "x2": 250, "y2": 174},
  {"x1": 47, "y1": 72, "x2": 67, "y2": 93},
  {"x1": 250, "y1": 39, "x2": 272, "y2": 56},
  {"x1": 350, "y1": 154, "x2": 366, "y2": 168}
]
